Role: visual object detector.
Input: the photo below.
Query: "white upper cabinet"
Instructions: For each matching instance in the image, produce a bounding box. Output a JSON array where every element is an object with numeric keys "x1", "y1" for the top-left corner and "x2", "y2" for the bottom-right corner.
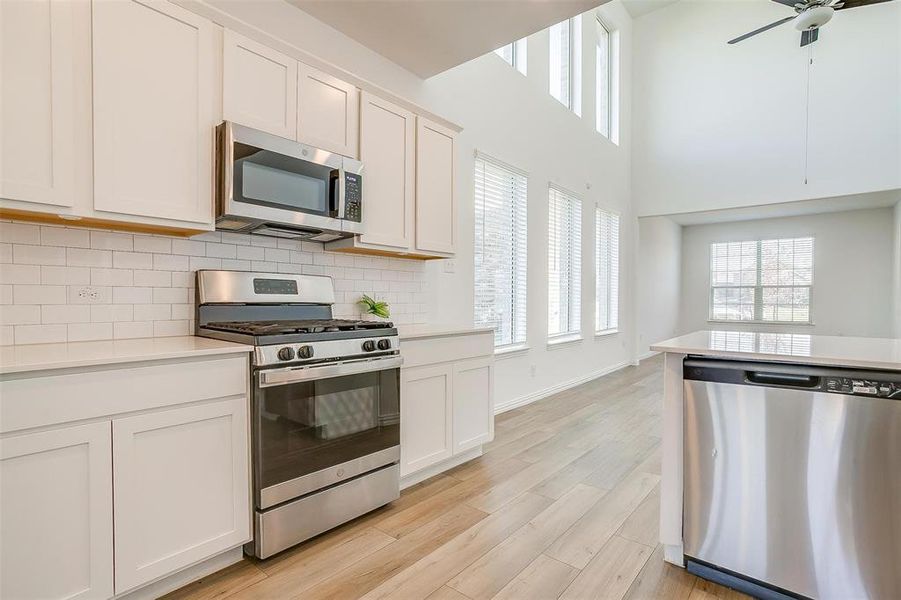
[
  {"x1": 358, "y1": 92, "x2": 415, "y2": 251},
  {"x1": 0, "y1": 0, "x2": 88, "y2": 209},
  {"x1": 223, "y1": 30, "x2": 297, "y2": 139},
  {"x1": 0, "y1": 422, "x2": 114, "y2": 600},
  {"x1": 415, "y1": 117, "x2": 456, "y2": 255},
  {"x1": 297, "y1": 63, "x2": 360, "y2": 158},
  {"x1": 92, "y1": 0, "x2": 217, "y2": 225}
]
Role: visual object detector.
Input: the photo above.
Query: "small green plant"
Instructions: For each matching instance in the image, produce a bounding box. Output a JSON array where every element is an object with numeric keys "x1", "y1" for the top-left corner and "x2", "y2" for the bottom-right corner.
[{"x1": 358, "y1": 294, "x2": 390, "y2": 319}]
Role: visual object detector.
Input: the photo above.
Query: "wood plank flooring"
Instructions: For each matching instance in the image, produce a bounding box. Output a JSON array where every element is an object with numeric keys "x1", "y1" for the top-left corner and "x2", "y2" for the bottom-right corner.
[{"x1": 165, "y1": 355, "x2": 750, "y2": 600}]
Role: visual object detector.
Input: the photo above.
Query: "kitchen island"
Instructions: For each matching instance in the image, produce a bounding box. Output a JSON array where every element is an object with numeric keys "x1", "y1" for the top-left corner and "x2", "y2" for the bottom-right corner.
[{"x1": 649, "y1": 330, "x2": 901, "y2": 599}]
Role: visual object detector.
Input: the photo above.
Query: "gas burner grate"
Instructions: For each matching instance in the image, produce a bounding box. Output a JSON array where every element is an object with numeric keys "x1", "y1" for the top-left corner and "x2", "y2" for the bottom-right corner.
[{"x1": 204, "y1": 319, "x2": 393, "y2": 336}]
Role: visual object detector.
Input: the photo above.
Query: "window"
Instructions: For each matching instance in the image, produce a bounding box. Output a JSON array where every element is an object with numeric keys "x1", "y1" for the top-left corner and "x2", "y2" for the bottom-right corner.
[
  {"x1": 596, "y1": 18, "x2": 611, "y2": 137},
  {"x1": 474, "y1": 154, "x2": 528, "y2": 349},
  {"x1": 494, "y1": 38, "x2": 527, "y2": 75},
  {"x1": 595, "y1": 207, "x2": 619, "y2": 332},
  {"x1": 549, "y1": 16, "x2": 581, "y2": 112},
  {"x1": 710, "y1": 237, "x2": 814, "y2": 323},
  {"x1": 548, "y1": 186, "x2": 581, "y2": 338}
]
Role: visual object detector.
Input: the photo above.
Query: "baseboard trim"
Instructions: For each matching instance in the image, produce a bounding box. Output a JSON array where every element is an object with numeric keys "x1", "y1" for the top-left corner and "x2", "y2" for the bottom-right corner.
[
  {"x1": 637, "y1": 350, "x2": 659, "y2": 362},
  {"x1": 400, "y1": 447, "x2": 483, "y2": 489},
  {"x1": 494, "y1": 361, "x2": 630, "y2": 415}
]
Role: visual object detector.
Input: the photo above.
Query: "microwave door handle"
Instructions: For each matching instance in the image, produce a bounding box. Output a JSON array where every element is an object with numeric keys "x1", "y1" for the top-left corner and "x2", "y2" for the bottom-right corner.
[
  {"x1": 332, "y1": 167, "x2": 346, "y2": 219},
  {"x1": 259, "y1": 356, "x2": 403, "y2": 387}
]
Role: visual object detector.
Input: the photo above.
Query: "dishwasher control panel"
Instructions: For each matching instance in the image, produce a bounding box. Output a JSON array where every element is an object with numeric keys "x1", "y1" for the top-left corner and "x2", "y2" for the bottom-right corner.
[{"x1": 824, "y1": 377, "x2": 901, "y2": 398}]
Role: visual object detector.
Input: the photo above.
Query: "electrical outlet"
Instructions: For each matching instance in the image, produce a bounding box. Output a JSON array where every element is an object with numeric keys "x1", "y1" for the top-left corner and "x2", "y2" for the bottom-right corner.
[
  {"x1": 75, "y1": 287, "x2": 102, "y2": 303},
  {"x1": 443, "y1": 259, "x2": 456, "y2": 273}
]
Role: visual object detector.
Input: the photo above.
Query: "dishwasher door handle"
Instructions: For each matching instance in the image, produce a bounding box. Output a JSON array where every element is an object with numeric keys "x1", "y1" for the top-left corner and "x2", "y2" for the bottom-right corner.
[{"x1": 746, "y1": 370, "x2": 820, "y2": 388}]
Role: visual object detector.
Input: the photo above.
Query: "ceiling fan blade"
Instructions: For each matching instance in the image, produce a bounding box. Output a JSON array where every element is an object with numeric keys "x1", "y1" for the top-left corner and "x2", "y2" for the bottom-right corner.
[
  {"x1": 771, "y1": 0, "x2": 804, "y2": 6},
  {"x1": 728, "y1": 16, "x2": 796, "y2": 44},
  {"x1": 836, "y1": 0, "x2": 893, "y2": 9},
  {"x1": 800, "y1": 27, "x2": 819, "y2": 46}
]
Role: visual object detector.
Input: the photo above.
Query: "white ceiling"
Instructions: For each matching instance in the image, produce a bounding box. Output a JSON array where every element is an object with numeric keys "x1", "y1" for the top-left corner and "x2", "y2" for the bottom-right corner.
[
  {"x1": 620, "y1": 0, "x2": 680, "y2": 19},
  {"x1": 287, "y1": 0, "x2": 608, "y2": 78},
  {"x1": 662, "y1": 190, "x2": 901, "y2": 225}
]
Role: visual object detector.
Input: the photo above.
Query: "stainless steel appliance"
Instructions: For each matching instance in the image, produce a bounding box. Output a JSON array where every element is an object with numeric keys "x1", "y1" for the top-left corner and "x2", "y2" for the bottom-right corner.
[
  {"x1": 683, "y1": 358, "x2": 901, "y2": 600},
  {"x1": 195, "y1": 270, "x2": 400, "y2": 559},
  {"x1": 215, "y1": 121, "x2": 363, "y2": 241}
]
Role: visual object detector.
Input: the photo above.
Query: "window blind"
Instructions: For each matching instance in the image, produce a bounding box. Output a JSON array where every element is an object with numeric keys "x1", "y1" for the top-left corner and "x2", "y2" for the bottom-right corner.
[
  {"x1": 474, "y1": 154, "x2": 528, "y2": 348},
  {"x1": 595, "y1": 207, "x2": 619, "y2": 332},
  {"x1": 548, "y1": 186, "x2": 581, "y2": 337},
  {"x1": 710, "y1": 237, "x2": 814, "y2": 323}
]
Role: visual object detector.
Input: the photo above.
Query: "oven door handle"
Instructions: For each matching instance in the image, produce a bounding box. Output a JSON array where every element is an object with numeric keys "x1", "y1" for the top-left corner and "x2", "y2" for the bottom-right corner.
[{"x1": 259, "y1": 356, "x2": 403, "y2": 387}]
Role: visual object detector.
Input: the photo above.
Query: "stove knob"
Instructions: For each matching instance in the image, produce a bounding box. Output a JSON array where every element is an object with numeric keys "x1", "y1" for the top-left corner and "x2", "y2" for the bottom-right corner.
[
  {"x1": 362, "y1": 340, "x2": 376, "y2": 352},
  {"x1": 277, "y1": 347, "x2": 295, "y2": 361},
  {"x1": 297, "y1": 345, "x2": 314, "y2": 359},
  {"x1": 377, "y1": 339, "x2": 391, "y2": 351}
]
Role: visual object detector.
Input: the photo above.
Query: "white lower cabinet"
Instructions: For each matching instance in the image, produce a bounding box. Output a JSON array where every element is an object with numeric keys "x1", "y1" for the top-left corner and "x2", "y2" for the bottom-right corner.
[
  {"x1": 0, "y1": 422, "x2": 114, "y2": 600},
  {"x1": 112, "y1": 398, "x2": 250, "y2": 594},
  {"x1": 400, "y1": 364, "x2": 454, "y2": 476},
  {"x1": 399, "y1": 331, "x2": 494, "y2": 479},
  {"x1": 0, "y1": 352, "x2": 250, "y2": 599}
]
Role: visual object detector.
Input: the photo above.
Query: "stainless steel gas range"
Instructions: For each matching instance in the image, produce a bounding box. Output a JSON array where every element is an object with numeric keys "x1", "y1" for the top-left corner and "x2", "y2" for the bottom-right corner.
[{"x1": 194, "y1": 270, "x2": 401, "y2": 559}]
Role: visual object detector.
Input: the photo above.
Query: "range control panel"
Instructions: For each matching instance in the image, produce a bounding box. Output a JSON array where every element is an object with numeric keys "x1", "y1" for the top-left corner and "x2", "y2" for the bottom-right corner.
[{"x1": 824, "y1": 377, "x2": 901, "y2": 398}]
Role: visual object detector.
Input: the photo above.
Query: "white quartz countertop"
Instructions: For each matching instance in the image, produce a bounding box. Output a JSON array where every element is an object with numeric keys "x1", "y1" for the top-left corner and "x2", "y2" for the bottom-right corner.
[
  {"x1": 0, "y1": 336, "x2": 253, "y2": 375},
  {"x1": 651, "y1": 330, "x2": 901, "y2": 370},
  {"x1": 396, "y1": 324, "x2": 495, "y2": 340}
]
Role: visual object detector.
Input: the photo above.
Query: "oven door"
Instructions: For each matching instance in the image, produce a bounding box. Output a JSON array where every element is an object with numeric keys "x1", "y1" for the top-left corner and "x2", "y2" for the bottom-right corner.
[
  {"x1": 252, "y1": 356, "x2": 401, "y2": 510},
  {"x1": 219, "y1": 121, "x2": 346, "y2": 234}
]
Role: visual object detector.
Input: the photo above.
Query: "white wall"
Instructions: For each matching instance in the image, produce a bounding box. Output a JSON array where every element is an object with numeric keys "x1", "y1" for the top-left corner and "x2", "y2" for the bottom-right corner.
[
  {"x1": 632, "y1": 0, "x2": 901, "y2": 217},
  {"x1": 186, "y1": 0, "x2": 636, "y2": 410},
  {"x1": 680, "y1": 208, "x2": 896, "y2": 338},
  {"x1": 636, "y1": 216, "x2": 682, "y2": 356},
  {"x1": 894, "y1": 201, "x2": 901, "y2": 337}
]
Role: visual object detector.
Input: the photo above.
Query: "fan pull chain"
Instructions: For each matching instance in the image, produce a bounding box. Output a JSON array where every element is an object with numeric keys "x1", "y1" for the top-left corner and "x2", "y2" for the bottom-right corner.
[{"x1": 803, "y1": 43, "x2": 814, "y2": 185}]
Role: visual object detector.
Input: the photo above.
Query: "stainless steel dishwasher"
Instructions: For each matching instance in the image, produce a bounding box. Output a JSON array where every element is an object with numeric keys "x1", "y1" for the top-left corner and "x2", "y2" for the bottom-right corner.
[{"x1": 683, "y1": 358, "x2": 901, "y2": 600}]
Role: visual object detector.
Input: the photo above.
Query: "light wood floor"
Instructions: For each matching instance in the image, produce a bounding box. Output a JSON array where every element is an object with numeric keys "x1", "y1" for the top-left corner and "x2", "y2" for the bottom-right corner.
[{"x1": 165, "y1": 355, "x2": 750, "y2": 600}]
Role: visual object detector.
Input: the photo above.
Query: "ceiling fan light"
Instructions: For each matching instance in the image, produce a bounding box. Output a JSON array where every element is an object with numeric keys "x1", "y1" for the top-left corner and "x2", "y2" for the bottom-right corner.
[{"x1": 794, "y1": 6, "x2": 835, "y2": 30}]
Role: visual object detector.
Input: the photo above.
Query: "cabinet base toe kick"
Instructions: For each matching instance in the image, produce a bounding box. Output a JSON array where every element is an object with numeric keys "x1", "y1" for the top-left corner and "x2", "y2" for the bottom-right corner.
[{"x1": 250, "y1": 463, "x2": 400, "y2": 559}]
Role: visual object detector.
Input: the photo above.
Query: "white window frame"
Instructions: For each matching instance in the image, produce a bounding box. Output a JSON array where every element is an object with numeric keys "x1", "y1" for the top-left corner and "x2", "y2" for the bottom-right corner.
[
  {"x1": 549, "y1": 16, "x2": 581, "y2": 114},
  {"x1": 494, "y1": 38, "x2": 527, "y2": 75},
  {"x1": 474, "y1": 153, "x2": 529, "y2": 352},
  {"x1": 547, "y1": 184, "x2": 582, "y2": 342},
  {"x1": 709, "y1": 237, "x2": 815, "y2": 325},
  {"x1": 595, "y1": 206, "x2": 620, "y2": 335},
  {"x1": 595, "y1": 16, "x2": 612, "y2": 138}
]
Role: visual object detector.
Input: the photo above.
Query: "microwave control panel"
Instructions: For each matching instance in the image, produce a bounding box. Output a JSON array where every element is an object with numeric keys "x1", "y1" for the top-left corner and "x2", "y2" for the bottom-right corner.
[{"x1": 343, "y1": 173, "x2": 362, "y2": 222}]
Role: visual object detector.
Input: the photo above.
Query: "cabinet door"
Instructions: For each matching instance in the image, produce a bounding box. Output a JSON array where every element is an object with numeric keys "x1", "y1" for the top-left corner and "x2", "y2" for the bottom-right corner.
[
  {"x1": 358, "y1": 92, "x2": 415, "y2": 251},
  {"x1": 400, "y1": 363, "x2": 453, "y2": 476},
  {"x1": 112, "y1": 398, "x2": 250, "y2": 593},
  {"x1": 0, "y1": 422, "x2": 113, "y2": 600},
  {"x1": 453, "y1": 357, "x2": 495, "y2": 453},
  {"x1": 92, "y1": 0, "x2": 216, "y2": 224},
  {"x1": 223, "y1": 30, "x2": 297, "y2": 139},
  {"x1": 415, "y1": 118, "x2": 456, "y2": 255},
  {"x1": 297, "y1": 63, "x2": 359, "y2": 158},
  {"x1": 0, "y1": 0, "x2": 83, "y2": 208}
]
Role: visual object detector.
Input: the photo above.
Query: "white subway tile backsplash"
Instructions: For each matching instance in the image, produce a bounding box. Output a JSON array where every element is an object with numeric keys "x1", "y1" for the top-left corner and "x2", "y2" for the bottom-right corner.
[
  {"x1": 67, "y1": 248, "x2": 112, "y2": 268},
  {"x1": 2, "y1": 220, "x2": 429, "y2": 344},
  {"x1": 41, "y1": 226, "x2": 89, "y2": 248}
]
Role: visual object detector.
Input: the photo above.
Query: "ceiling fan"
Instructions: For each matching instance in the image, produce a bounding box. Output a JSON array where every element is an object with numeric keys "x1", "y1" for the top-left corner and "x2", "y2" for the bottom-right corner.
[{"x1": 727, "y1": 0, "x2": 895, "y2": 47}]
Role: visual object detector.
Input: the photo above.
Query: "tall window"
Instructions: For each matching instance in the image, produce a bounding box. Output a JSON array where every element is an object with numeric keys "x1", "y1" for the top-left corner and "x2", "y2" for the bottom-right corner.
[
  {"x1": 595, "y1": 207, "x2": 619, "y2": 333},
  {"x1": 548, "y1": 186, "x2": 581, "y2": 338},
  {"x1": 549, "y1": 17, "x2": 580, "y2": 112},
  {"x1": 596, "y1": 18, "x2": 611, "y2": 137},
  {"x1": 710, "y1": 237, "x2": 814, "y2": 323},
  {"x1": 474, "y1": 154, "x2": 528, "y2": 349},
  {"x1": 494, "y1": 39, "x2": 527, "y2": 75}
]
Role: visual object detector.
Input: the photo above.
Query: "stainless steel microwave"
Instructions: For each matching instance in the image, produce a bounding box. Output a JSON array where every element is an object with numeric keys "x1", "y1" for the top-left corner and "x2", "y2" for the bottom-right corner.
[{"x1": 215, "y1": 121, "x2": 363, "y2": 241}]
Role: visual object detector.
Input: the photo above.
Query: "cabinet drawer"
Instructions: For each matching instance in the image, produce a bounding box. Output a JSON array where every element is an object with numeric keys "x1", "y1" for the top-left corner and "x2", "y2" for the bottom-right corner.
[
  {"x1": 0, "y1": 355, "x2": 247, "y2": 434},
  {"x1": 399, "y1": 332, "x2": 493, "y2": 368}
]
